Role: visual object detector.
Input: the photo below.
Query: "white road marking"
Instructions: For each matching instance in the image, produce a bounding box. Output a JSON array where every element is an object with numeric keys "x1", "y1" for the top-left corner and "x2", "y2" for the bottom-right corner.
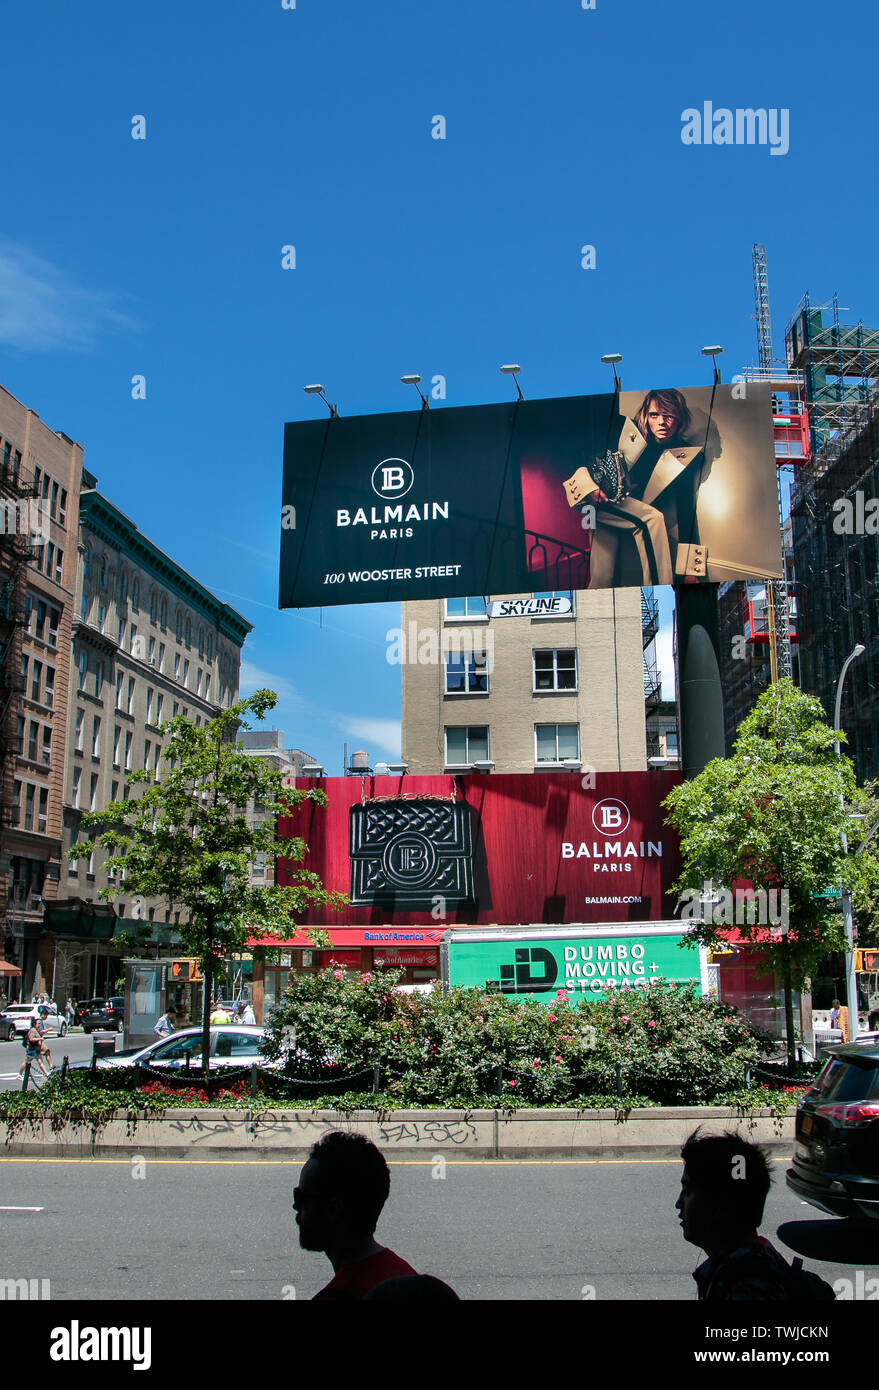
[{"x1": 0, "y1": 1205, "x2": 44, "y2": 1212}]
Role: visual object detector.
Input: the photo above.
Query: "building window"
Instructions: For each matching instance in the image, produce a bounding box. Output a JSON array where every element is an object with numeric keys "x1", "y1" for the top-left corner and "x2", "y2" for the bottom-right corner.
[
  {"x1": 150, "y1": 589, "x2": 157, "y2": 623},
  {"x1": 185, "y1": 618, "x2": 191, "y2": 648},
  {"x1": 111, "y1": 780, "x2": 119, "y2": 803},
  {"x1": 83, "y1": 547, "x2": 91, "y2": 579},
  {"x1": 146, "y1": 688, "x2": 153, "y2": 724},
  {"x1": 72, "y1": 767, "x2": 81, "y2": 809},
  {"x1": 119, "y1": 569, "x2": 128, "y2": 603},
  {"x1": 75, "y1": 708, "x2": 84, "y2": 751},
  {"x1": 27, "y1": 721, "x2": 39, "y2": 762},
  {"x1": 196, "y1": 669, "x2": 202, "y2": 696},
  {"x1": 130, "y1": 625, "x2": 138, "y2": 654},
  {"x1": 148, "y1": 636, "x2": 155, "y2": 664},
  {"x1": 81, "y1": 594, "x2": 90, "y2": 623},
  {"x1": 44, "y1": 666, "x2": 55, "y2": 710},
  {"x1": 78, "y1": 652, "x2": 88, "y2": 690},
  {"x1": 12, "y1": 780, "x2": 21, "y2": 824},
  {"x1": 665, "y1": 730, "x2": 679, "y2": 757},
  {"x1": 175, "y1": 609, "x2": 183, "y2": 642},
  {"x1": 59, "y1": 488, "x2": 67, "y2": 525},
  {"x1": 183, "y1": 659, "x2": 189, "y2": 687},
  {"x1": 42, "y1": 726, "x2": 52, "y2": 766},
  {"x1": 118, "y1": 618, "x2": 126, "y2": 647},
  {"x1": 92, "y1": 717, "x2": 101, "y2": 757},
  {"x1": 127, "y1": 677, "x2": 134, "y2": 715},
  {"x1": 131, "y1": 579, "x2": 139, "y2": 610},
  {"x1": 115, "y1": 671, "x2": 124, "y2": 710},
  {"x1": 38, "y1": 787, "x2": 48, "y2": 833},
  {"x1": 124, "y1": 732, "x2": 132, "y2": 771},
  {"x1": 89, "y1": 773, "x2": 98, "y2": 810},
  {"x1": 445, "y1": 596, "x2": 488, "y2": 619},
  {"x1": 99, "y1": 555, "x2": 107, "y2": 588},
  {"x1": 206, "y1": 634, "x2": 213, "y2": 662},
  {"x1": 15, "y1": 715, "x2": 24, "y2": 755},
  {"x1": 198, "y1": 627, "x2": 205, "y2": 659},
  {"x1": 158, "y1": 642, "x2": 165, "y2": 672},
  {"x1": 47, "y1": 607, "x2": 59, "y2": 647},
  {"x1": 159, "y1": 598, "x2": 167, "y2": 629},
  {"x1": 445, "y1": 651, "x2": 489, "y2": 694},
  {"x1": 153, "y1": 744, "x2": 161, "y2": 777},
  {"x1": 50, "y1": 480, "x2": 59, "y2": 520},
  {"x1": 156, "y1": 693, "x2": 164, "y2": 724},
  {"x1": 95, "y1": 660, "x2": 105, "y2": 699},
  {"x1": 30, "y1": 659, "x2": 42, "y2": 704},
  {"x1": 535, "y1": 723, "x2": 580, "y2": 763},
  {"x1": 113, "y1": 726, "x2": 121, "y2": 765},
  {"x1": 174, "y1": 654, "x2": 180, "y2": 681},
  {"x1": 35, "y1": 599, "x2": 47, "y2": 640},
  {"x1": 533, "y1": 649, "x2": 577, "y2": 691},
  {"x1": 54, "y1": 548, "x2": 64, "y2": 583},
  {"x1": 24, "y1": 784, "x2": 35, "y2": 830},
  {"x1": 46, "y1": 542, "x2": 54, "y2": 578},
  {"x1": 445, "y1": 726, "x2": 489, "y2": 765},
  {"x1": 97, "y1": 603, "x2": 106, "y2": 633},
  {"x1": 144, "y1": 740, "x2": 151, "y2": 770}
]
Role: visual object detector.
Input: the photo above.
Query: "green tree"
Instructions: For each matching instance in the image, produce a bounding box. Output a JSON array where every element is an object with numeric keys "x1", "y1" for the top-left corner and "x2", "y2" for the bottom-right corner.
[
  {"x1": 663, "y1": 679, "x2": 879, "y2": 1066},
  {"x1": 67, "y1": 690, "x2": 345, "y2": 1075}
]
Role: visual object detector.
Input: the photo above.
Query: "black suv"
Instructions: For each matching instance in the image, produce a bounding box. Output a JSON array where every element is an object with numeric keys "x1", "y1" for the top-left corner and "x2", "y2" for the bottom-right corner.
[
  {"x1": 786, "y1": 1041, "x2": 879, "y2": 1224},
  {"x1": 78, "y1": 997, "x2": 125, "y2": 1033}
]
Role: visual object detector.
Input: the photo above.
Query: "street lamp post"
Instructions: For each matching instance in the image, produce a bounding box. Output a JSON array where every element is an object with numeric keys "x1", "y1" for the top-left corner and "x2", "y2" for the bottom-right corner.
[{"x1": 834, "y1": 643, "x2": 866, "y2": 1042}]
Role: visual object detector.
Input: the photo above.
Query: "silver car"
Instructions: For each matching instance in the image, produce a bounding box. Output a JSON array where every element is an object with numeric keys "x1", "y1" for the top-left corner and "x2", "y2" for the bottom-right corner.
[{"x1": 90, "y1": 1024, "x2": 271, "y2": 1073}]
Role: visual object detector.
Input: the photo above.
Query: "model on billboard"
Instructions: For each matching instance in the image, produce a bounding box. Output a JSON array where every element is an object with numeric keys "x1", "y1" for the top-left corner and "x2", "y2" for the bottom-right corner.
[{"x1": 563, "y1": 389, "x2": 710, "y2": 587}]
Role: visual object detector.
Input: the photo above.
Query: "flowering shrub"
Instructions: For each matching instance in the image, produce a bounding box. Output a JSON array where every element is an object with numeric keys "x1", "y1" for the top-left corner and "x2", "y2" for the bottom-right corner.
[{"x1": 262, "y1": 968, "x2": 772, "y2": 1107}]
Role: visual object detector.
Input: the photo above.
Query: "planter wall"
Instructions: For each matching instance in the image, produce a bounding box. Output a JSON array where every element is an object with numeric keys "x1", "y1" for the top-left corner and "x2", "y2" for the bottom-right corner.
[{"x1": 0, "y1": 1106, "x2": 794, "y2": 1159}]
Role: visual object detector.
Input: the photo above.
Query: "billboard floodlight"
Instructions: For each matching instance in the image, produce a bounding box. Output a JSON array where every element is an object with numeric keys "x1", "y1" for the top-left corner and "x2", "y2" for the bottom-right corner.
[
  {"x1": 600, "y1": 353, "x2": 623, "y2": 391},
  {"x1": 401, "y1": 374, "x2": 429, "y2": 410},
  {"x1": 303, "y1": 384, "x2": 339, "y2": 418},
  {"x1": 499, "y1": 365, "x2": 523, "y2": 401},
  {"x1": 701, "y1": 346, "x2": 724, "y2": 385}
]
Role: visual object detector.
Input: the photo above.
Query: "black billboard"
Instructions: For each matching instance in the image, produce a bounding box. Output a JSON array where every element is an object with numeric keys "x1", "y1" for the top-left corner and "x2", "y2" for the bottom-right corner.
[{"x1": 279, "y1": 385, "x2": 782, "y2": 609}]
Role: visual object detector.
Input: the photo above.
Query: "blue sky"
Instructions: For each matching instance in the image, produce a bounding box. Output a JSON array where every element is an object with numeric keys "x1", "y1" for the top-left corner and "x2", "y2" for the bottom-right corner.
[{"x1": 1, "y1": 0, "x2": 876, "y2": 771}]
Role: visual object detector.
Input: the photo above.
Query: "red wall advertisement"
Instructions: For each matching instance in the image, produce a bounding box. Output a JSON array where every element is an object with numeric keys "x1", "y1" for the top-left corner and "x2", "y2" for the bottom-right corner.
[{"x1": 271, "y1": 771, "x2": 681, "y2": 946}]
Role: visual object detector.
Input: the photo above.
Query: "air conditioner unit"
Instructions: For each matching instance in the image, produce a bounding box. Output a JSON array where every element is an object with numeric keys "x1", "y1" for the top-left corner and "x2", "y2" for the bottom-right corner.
[{"x1": 30, "y1": 895, "x2": 43, "y2": 910}]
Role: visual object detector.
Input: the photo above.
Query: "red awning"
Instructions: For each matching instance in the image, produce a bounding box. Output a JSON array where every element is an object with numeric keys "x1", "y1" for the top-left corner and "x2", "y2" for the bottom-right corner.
[
  {"x1": 0, "y1": 962, "x2": 22, "y2": 976},
  {"x1": 247, "y1": 929, "x2": 445, "y2": 949}
]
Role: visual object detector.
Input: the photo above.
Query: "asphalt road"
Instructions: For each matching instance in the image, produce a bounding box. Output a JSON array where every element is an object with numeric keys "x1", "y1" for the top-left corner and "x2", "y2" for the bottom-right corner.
[
  {"x1": 1, "y1": 1155, "x2": 877, "y2": 1300},
  {"x1": 0, "y1": 1032, "x2": 101, "y2": 1090}
]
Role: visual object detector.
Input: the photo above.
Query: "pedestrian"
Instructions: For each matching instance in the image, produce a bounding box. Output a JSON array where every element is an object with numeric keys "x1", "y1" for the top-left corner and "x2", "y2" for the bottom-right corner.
[
  {"x1": 829, "y1": 998, "x2": 841, "y2": 1030},
  {"x1": 19, "y1": 1019, "x2": 51, "y2": 1081},
  {"x1": 210, "y1": 999, "x2": 231, "y2": 1024},
  {"x1": 676, "y1": 1129, "x2": 834, "y2": 1300},
  {"x1": 154, "y1": 1006, "x2": 176, "y2": 1039},
  {"x1": 293, "y1": 1132, "x2": 417, "y2": 1300},
  {"x1": 66, "y1": 998, "x2": 76, "y2": 1027},
  {"x1": 240, "y1": 1000, "x2": 256, "y2": 1025}
]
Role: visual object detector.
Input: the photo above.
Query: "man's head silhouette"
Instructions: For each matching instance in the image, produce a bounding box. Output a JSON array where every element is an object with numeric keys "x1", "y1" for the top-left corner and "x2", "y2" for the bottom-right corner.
[
  {"x1": 676, "y1": 1130, "x2": 772, "y2": 1255},
  {"x1": 294, "y1": 1132, "x2": 391, "y2": 1255}
]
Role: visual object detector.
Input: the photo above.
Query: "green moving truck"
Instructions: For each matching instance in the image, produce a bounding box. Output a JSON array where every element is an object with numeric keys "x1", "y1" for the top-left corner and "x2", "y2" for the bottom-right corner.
[{"x1": 440, "y1": 922, "x2": 708, "y2": 1005}]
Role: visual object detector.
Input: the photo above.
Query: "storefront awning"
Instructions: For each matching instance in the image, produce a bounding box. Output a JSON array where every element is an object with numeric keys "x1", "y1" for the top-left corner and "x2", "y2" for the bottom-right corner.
[
  {"x1": 0, "y1": 962, "x2": 22, "y2": 976},
  {"x1": 247, "y1": 929, "x2": 445, "y2": 949},
  {"x1": 44, "y1": 899, "x2": 117, "y2": 941}
]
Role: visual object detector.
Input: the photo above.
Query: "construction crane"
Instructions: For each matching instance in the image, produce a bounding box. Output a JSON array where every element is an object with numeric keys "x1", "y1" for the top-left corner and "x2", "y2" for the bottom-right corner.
[{"x1": 752, "y1": 243, "x2": 793, "y2": 683}]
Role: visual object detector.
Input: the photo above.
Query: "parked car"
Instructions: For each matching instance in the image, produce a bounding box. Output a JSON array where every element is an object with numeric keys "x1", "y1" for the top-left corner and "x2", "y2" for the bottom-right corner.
[
  {"x1": 62, "y1": 1025, "x2": 273, "y2": 1074},
  {"x1": 78, "y1": 997, "x2": 125, "y2": 1033},
  {"x1": 786, "y1": 1041, "x2": 879, "y2": 1224},
  {"x1": 0, "y1": 1003, "x2": 67, "y2": 1042}
]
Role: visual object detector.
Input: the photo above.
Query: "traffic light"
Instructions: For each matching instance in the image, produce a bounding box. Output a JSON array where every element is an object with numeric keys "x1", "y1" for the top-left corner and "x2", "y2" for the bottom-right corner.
[{"x1": 855, "y1": 949, "x2": 879, "y2": 972}]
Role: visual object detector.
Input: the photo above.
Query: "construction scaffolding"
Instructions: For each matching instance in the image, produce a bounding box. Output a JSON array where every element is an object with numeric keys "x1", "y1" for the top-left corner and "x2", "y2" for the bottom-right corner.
[{"x1": 788, "y1": 296, "x2": 879, "y2": 779}]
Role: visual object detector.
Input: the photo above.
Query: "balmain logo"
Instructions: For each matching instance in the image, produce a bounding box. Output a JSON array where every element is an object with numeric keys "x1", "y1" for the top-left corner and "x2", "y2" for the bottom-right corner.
[{"x1": 349, "y1": 800, "x2": 474, "y2": 907}]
